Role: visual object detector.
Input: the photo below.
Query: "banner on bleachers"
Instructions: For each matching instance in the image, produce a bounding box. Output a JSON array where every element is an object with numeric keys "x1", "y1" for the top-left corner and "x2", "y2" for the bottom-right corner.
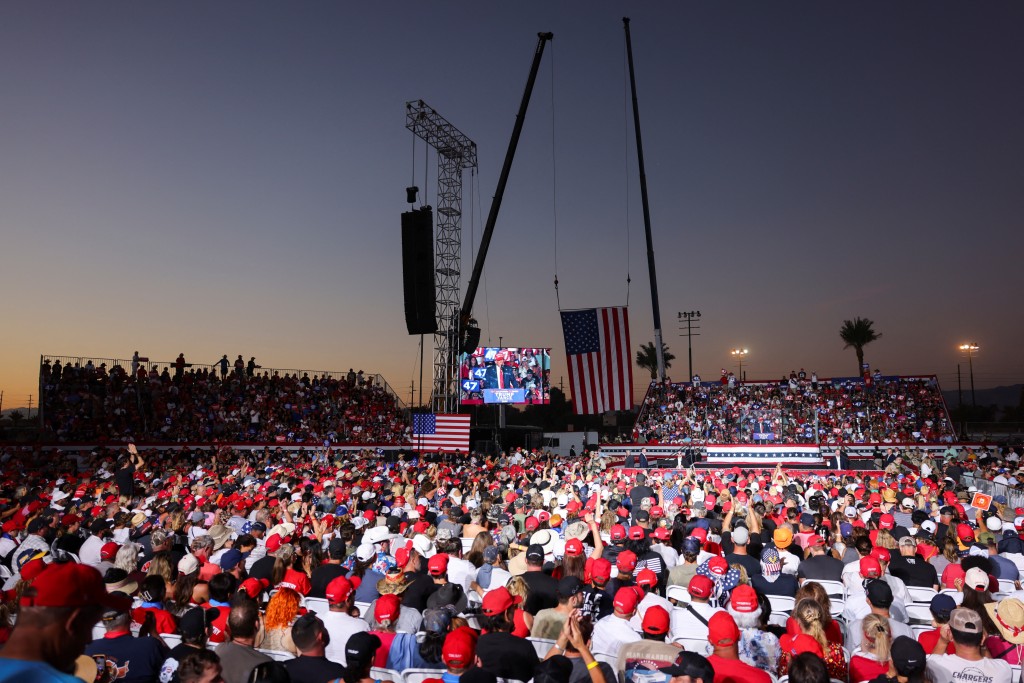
[{"x1": 704, "y1": 444, "x2": 822, "y2": 463}]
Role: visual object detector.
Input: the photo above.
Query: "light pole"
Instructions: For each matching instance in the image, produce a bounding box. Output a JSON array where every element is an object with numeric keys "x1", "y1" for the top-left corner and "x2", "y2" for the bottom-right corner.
[
  {"x1": 959, "y1": 343, "x2": 979, "y2": 408},
  {"x1": 730, "y1": 348, "x2": 749, "y2": 382},
  {"x1": 677, "y1": 310, "x2": 702, "y2": 380}
]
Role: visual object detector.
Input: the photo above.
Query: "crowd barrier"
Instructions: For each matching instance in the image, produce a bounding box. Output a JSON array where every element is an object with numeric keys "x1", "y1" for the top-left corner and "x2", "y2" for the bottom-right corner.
[{"x1": 962, "y1": 473, "x2": 1024, "y2": 512}]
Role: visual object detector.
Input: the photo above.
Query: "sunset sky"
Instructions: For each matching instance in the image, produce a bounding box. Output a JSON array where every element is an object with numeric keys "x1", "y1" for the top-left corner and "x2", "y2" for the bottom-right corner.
[{"x1": 1, "y1": 3, "x2": 1022, "y2": 411}]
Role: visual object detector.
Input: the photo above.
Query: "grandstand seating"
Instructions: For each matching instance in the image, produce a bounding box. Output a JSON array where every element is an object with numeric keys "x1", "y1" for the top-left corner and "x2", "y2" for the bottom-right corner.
[
  {"x1": 632, "y1": 374, "x2": 955, "y2": 446},
  {"x1": 38, "y1": 355, "x2": 408, "y2": 444}
]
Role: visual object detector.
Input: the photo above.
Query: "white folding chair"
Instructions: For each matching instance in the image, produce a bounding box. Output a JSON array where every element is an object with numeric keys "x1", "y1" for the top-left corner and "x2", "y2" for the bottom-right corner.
[
  {"x1": 940, "y1": 588, "x2": 964, "y2": 605},
  {"x1": 674, "y1": 637, "x2": 710, "y2": 654},
  {"x1": 666, "y1": 584, "x2": 690, "y2": 605},
  {"x1": 527, "y1": 637, "x2": 556, "y2": 658},
  {"x1": 768, "y1": 594, "x2": 795, "y2": 615},
  {"x1": 372, "y1": 667, "x2": 405, "y2": 683},
  {"x1": 354, "y1": 601, "x2": 370, "y2": 617},
  {"x1": 1000, "y1": 579, "x2": 1019, "y2": 595},
  {"x1": 911, "y1": 624, "x2": 932, "y2": 638},
  {"x1": 829, "y1": 598, "x2": 845, "y2": 618},
  {"x1": 257, "y1": 649, "x2": 295, "y2": 661},
  {"x1": 1010, "y1": 663, "x2": 1021, "y2": 683},
  {"x1": 906, "y1": 603, "x2": 935, "y2": 627},
  {"x1": 906, "y1": 586, "x2": 938, "y2": 605},
  {"x1": 813, "y1": 580, "x2": 847, "y2": 602},
  {"x1": 403, "y1": 670, "x2": 444, "y2": 683},
  {"x1": 304, "y1": 597, "x2": 330, "y2": 616},
  {"x1": 461, "y1": 537, "x2": 475, "y2": 554}
]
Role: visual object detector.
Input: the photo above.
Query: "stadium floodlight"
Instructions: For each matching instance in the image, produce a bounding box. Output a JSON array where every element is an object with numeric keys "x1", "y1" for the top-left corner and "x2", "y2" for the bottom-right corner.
[
  {"x1": 730, "y1": 348, "x2": 749, "y2": 381},
  {"x1": 958, "y1": 343, "x2": 979, "y2": 408}
]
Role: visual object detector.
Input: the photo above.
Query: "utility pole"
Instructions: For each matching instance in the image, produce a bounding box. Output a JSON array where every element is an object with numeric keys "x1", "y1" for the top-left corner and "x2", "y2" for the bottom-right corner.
[
  {"x1": 677, "y1": 311, "x2": 701, "y2": 380},
  {"x1": 27, "y1": 394, "x2": 33, "y2": 419}
]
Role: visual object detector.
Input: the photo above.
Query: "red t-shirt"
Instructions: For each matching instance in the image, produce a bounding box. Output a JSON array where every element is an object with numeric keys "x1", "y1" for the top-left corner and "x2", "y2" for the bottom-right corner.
[
  {"x1": 131, "y1": 607, "x2": 177, "y2": 635},
  {"x1": 208, "y1": 605, "x2": 231, "y2": 643},
  {"x1": 918, "y1": 629, "x2": 956, "y2": 655},
  {"x1": 706, "y1": 654, "x2": 773, "y2": 683},
  {"x1": 849, "y1": 654, "x2": 889, "y2": 682},
  {"x1": 370, "y1": 630, "x2": 397, "y2": 667}
]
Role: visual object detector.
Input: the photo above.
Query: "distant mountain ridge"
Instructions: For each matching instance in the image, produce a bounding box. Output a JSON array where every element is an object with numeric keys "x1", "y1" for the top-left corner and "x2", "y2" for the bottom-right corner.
[{"x1": 943, "y1": 384, "x2": 1023, "y2": 409}]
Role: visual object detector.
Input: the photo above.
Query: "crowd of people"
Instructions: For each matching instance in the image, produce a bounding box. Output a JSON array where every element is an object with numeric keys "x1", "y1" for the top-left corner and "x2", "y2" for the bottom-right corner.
[
  {"x1": 633, "y1": 374, "x2": 956, "y2": 447},
  {"x1": 39, "y1": 357, "x2": 408, "y2": 445},
  {"x1": 0, "y1": 439, "x2": 1022, "y2": 683}
]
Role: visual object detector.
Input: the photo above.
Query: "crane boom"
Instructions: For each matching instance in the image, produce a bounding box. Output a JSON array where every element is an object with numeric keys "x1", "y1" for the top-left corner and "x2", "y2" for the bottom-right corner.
[{"x1": 459, "y1": 32, "x2": 553, "y2": 344}]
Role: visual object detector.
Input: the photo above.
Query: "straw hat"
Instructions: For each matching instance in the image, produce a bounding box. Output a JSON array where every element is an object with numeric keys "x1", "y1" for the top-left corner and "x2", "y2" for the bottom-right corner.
[
  {"x1": 376, "y1": 570, "x2": 411, "y2": 595},
  {"x1": 986, "y1": 598, "x2": 1024, "y2": 645}
]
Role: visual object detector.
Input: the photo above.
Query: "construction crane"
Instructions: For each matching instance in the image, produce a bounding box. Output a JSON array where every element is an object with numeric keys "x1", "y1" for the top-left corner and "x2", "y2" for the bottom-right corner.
[{"x1": 405, "y1": 101, "x2": 478, "y2": 413}]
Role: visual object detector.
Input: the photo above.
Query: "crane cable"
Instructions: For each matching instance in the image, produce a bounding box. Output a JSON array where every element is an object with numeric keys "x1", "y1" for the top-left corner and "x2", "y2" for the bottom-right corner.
[
  {"x1": 623, "y1": 33, "x2": 632, "y2": 308},
  {"x1": 550, "y1": 39, "x2": 561, "y2": 311}
]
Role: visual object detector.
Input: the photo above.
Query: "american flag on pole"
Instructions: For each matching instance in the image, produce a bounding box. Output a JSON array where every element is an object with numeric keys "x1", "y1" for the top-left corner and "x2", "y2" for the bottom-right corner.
[
  {"x1": 411, "y1": 413, "x2": 470, "y2": 452},
  {"x1": 560, "y1": 306, "x2": 634, "y2": 415}
]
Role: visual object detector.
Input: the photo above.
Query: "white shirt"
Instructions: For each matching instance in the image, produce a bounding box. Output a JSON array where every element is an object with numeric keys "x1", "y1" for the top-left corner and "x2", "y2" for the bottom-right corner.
[
  {"x1": 446, "y1": 556, "x2": 477, "y2": 593},
  {"x1": 321, "y1": 610, "x2": 370, "y2": 666},
  {"x1": 652, "y1": 543, "x2": 679, "y2": 570},
  {"x1": 927, "y1": 653, "x2": 1012, "y2": 683},
  {"x1": 592, "y1": 614, "x2": 641, "y2": 660},
  {"x1": 629, "y1": 592, "x2": 673, "y2": 632},
  {"x1": 80, "y1": 534, "x2": 105, "y2": 567},
  {"x1": 669, "y1": 601, "x2": 722, "y2": 644},
  {"x1": 846, "y1": 615, "x2": 914, "y2": 651}
]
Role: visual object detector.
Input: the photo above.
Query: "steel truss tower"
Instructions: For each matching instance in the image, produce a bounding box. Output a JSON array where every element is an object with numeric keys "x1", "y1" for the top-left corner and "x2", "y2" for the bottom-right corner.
[{"x1": 405, "y1": 101, "x2": 478, "y2": 413}]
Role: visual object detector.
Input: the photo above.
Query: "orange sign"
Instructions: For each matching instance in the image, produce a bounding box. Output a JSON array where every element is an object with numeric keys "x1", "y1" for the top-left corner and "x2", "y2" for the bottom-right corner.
[{"x1": 971, "y1": 492, "x2": 992, "y2": 512}]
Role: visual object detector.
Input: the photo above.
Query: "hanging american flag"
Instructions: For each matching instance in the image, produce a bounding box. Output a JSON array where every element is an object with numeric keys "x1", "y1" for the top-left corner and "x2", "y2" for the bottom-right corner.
[
  {"x1": 560, "y1": 306, "x2": 634, "y2": 415},
  {"x1": 411, "y1": 413, "x2": 471, "y2": 452}
]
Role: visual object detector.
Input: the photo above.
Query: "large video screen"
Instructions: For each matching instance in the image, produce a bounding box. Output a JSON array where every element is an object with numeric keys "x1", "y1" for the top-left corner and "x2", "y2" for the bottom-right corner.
[{"x1": 459, "y1": 347, "x2": 551, "y2": 405}]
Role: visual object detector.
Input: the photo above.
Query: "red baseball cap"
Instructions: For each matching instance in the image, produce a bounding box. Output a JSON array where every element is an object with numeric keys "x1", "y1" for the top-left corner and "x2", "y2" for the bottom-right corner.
[
  {"x1": 628, "y1": 525, "x2": 645, "y2": 541},
  {"x1": 707, "y1": 611, "x2": 740, "y2": 646},
  {"x1": 325, "y1": 576, "x2": 354, "y2": 604},
  {"x1": 590, "y1": 558, "x2": 612, "y2": 583},
  {"x1": 636, "y1": 568, "x2": 658, "y2": 588},
  {"x1": 610, "y1": 524, "x2": 627, "y2": 542},
  {"x1": 428, "y1": 554, "x2": 449, "y2": 576},
  {"x1": 22, "y1": 562, "x2": 131, "y2": 611},
  {"x1": 957, "y1": 523, "x2": 975, "y2": 543},
  {"x1": 564, "y1": 538, "x2": 584, "y2": 557},
  {"x1": 238, "y1": 577, "x2": 270, "y2": 599},
  {"x1": 860, "y1": 556, "x2": 882, "y2": 579},
  {"x1": 652, "y1": 527, "x2": 670, "y2": 541},
  {"x1": 375, "y1": 593, "x2": 402, "y2": 622},
  {"x1": 879, "y1": 514, "x2": 895, "y2": 530},
  {"x1": 100, "y1": 542, "x2": 120, "y2": 561},
  {"x1": 689, "y1": 574, "x2": 714, "y2": 599},
  {"x1": 691, "y1": 528, "x2": 708, "y2": 543},
  {"x1": 730, "y1": 584, "x2": 759, "y2": 613},
  {"x1": 642, "y1": 605, "x2": 670, "y2": 635},
  {"x1": 707, "y1": 556, "x2": 729, "y2": 577},
  {"x1": 787, "y1": 633, "x2": 825, "y2": 657},
  {"x1": 616, "y1": 550, "x2": 637, "y2": 574},
  {"x1": 870, "y1": 547, "x2": 891, "y2": 564},
  {"x1": 481, "y1": 587, "x2": 521, "y2": 616},
  {"x1": 525, "y1": 516, "x2": 540, "y2": 531},
  {"x1": 613, "y1": 587, "x2": 638, "y2": 613},
  {"x1": 442, "y1": 628, "x2": 477, "y2": 669}
]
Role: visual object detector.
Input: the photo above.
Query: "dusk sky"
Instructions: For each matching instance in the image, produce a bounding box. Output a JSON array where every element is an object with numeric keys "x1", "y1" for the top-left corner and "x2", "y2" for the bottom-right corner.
[{"x1": 2, "y1": 3, "x2": 1022, "y2": 410}]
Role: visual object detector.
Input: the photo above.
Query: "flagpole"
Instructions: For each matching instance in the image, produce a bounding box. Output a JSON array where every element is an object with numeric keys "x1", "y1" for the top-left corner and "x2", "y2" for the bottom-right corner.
[{"x1": 623, "y1": 17, "x2": 666, "y2": 382}]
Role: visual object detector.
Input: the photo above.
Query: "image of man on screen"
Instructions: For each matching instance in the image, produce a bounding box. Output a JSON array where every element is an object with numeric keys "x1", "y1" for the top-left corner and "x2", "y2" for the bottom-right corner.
[{"x1": 483, "y1": 350, "x2": 520, "y2": 390}]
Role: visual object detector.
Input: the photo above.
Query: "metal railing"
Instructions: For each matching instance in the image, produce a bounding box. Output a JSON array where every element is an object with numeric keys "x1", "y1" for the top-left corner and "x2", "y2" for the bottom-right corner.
[
  {"x1": 962, "y1": 474, "x2": 1024, "y2": 514},
  {"x1": 39, "y1": 354, "x2": 406, "y2": 408}
]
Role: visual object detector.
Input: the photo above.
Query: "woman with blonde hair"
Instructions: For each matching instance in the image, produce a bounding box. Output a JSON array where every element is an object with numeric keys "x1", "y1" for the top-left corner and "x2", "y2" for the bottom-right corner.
[
  {"x1": 874, "y1": 529, "x2": 898, "y2": 551},
  {"x1": 465, "y1": 531, "x2": 493, "y2": 568},
  {"x1": 849, "y1": 613, "x2": 893, "y2": 682},
  {"x1": 261, "y1": 587, "x2": 302, "y2": 655},
  {"x1": 778, "y1": 598, "x2": 848, "y2": 680},
  {"x1": 786, "y1": 581, "x2": 843, "y2": 645},
  {"x1": 505, "y1": 575, "x2": 533, "y2": 637}
]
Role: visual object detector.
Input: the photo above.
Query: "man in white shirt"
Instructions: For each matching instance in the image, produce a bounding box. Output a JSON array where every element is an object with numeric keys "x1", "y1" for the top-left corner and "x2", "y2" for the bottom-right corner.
[
  {"x1": 668, "y1": 575, "x2": 722, "y2": 644},
  {"x1": 320, "y1": 576, "x2": 369, "y2": 666},
  {"x1": 79, "y1": 519, "x2": 110, "y2": 567},
  {"x1": 847, "y1": 580, "x2": 914, "y2": 652},
  {"x1": 650, "y1": 527, "x2": 679, "y2": 570},
  {"x1": 592, "y1": 587, "x2": 642, "y2": 660},
  {"x1": 927, "y1": 607, "x2": 1012, "y2": 683}
]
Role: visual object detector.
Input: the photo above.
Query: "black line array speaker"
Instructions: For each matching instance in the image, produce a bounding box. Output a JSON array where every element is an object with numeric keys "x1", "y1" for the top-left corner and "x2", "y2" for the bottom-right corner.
[
  {"x1": 461, "y1": 325, "x2": 481, "y2": 354},
  {"x1": 401, "y1": 207, "x2": 438, "y2": 335}
]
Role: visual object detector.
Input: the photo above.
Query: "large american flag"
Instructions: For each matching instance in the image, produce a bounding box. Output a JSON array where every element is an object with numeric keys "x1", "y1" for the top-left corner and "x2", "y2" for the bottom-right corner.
[
  {"x1": 560, "y1": 306, "x2": 634, "y2": 415},
  {"x1": 411, "y1": 413, "x2": 470, "y2": 452}
]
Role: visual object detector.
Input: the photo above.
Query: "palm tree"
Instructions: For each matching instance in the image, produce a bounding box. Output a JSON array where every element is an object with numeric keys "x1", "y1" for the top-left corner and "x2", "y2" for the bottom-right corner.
[
  {"x1": 636, "y1": 342, "x2": 675, "y2": 379},
  {"x1": 839, "y1": 317, "x2": 881, "y2": 376}
]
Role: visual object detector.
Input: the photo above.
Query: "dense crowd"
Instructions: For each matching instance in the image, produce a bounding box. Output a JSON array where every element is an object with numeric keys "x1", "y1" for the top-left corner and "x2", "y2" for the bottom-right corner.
[
  {"x1": 634, "y1": 374, "x2": 956, "y2": 446},
  {"x1": 0, "y1": 441, "x2": 1022, "y2": 683},
  {"x1": 39, "y1": 357, "x2": 408, "y2": 445}
]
